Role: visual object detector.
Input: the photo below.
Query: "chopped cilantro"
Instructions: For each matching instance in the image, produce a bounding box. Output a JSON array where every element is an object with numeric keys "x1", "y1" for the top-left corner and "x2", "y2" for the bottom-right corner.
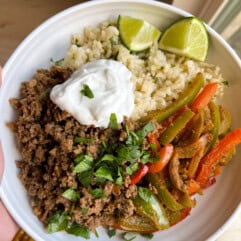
[
  {"x1": 107, "y1": 228, "x2": 116, "y2": 238},
  {"x1": 66, "y1": 223, "x2": 90, "y2": 239},
  {"x1": 135, "y1": 122, "x2": 154, "y2": 144},
  {"x1": 80, "y1": 84, "x2": 94, "y2": 99},
  {"x1": 47, "y1": 212, "x2": 69, "y2": 233},
  {"x1": 80, "y1": 208, "x2": 88, "y2": 214},
  {"x1": 126, "y1": 163, "x2": 139, "y2": 175},
  {"x1": 152, "y1": 76, "x2": 158, "y2": 83},
  {"x1": 115, "y1": 166, "x2": 123, "y2": 185},
  {"x1": 109, "y1": 37, "x2": 118, "y2": 45},
  {"x1": 50, "y1": 57, "x2": 64, "y2": 66},
  {"x1": 70, "y1": 121, "x2": 155, "y2": 201},
  {"x1": 117, "y1": 145, "x2": 141, "y2": 162},
  {"x1": 141, "y1": 233, "x2": 154, "y2": 239},
  {"x1": 62, "y1": 189, "x2": 80, "y2": 202},
  {"x1": 126, "y1": 122, "x2": 154, "y2": 146},
  {"x1": 102, "y1": 141, "x2": 108, "y2": 150},
  {"x1": 222, "y1": 80, "x2": 229, "y2": 86},
  {"x1": 95, "y1": 176, "x2": 106, "y2": 184},
  {"x1": 78, "y1": 170, "x2": 93, "y2": 187},
  {"x1": 101, "y1": 154, "x2": 115, "y2": 161},
  {"x1": 140, "y1": 150, "x2": 151, "y2": 164},
  {"x1": 90, "y1": 188, "x2": 105, "y2": 198},
  {"x1": 95, "y1": 166, "x2": 114, "y2": 181},
  {"x1": 74, "y1": 154, "x2": 93, "y2": 164},
  {"x1": 125, "y1": 131, "x2": 140, "y2": 146},
  {"x1": 73, "y1": 154, "x2": 93, "y2": 174},
  {"x1": 121, "y1": 232, "x2": 136, "y2": 241}
]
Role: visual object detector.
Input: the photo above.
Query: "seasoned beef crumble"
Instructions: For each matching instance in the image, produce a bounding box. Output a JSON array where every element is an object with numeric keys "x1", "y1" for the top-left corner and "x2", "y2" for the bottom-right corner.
[{"x1": 9, "y1": 66, "x2": 137, "y2": 231}]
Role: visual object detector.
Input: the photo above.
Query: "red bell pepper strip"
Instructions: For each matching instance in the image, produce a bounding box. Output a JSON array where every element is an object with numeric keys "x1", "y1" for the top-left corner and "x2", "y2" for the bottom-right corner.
[
  {"x1": 190, "y1": 82, "x2": 218, "y2": 112},
  {"x1": 214, "y1": 166, "x2": 222, "y2": 176},
  {"x1": 147, "y1": 144, "x2": 174, "y2": 173},
  {"x1": 130, "y1": 164, "x2": 149, "y2": 185},
  {"x1": 178, "y1": 208, "x2": 191, "y2": 222},
  {"x1": 146, "y1": 173, "x2": 183, "y2": 211},
  {"x1": 186, "y1": 179, "x2": 201, "y2": 195},
  {"x1": 170, "y1": 207, "x2": 192, "y2": 226},
  {"x1": 196, "y1": 128, "x2": 241, "y2": 187}
]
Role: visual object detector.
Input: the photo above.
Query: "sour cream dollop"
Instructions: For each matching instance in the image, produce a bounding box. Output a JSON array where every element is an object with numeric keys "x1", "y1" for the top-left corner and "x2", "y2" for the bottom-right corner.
[{"x1": 50, "y1": 59, "x2": 134, "y2": 128}]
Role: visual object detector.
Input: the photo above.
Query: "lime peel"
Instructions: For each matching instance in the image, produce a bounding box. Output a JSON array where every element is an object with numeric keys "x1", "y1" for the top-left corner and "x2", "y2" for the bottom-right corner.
[
  {"x1": 158, "y1": 17, "x2": 209, "y2": 61},
  {"x1": 118, "y1": 15, "x2": 161, "y2": 52}
]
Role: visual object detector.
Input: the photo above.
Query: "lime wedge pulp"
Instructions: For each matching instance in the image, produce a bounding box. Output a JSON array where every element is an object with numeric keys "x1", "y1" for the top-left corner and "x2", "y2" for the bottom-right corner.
[
  {"x1": 158, "y1": 17, "x2": 209, "y2": 61},
  {"x1": 118, "y1": 15, "x2": 161, "y2": 52}
]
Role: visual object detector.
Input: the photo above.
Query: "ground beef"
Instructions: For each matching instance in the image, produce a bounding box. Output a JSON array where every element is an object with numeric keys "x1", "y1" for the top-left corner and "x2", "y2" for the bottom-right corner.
[{"x1": 9, "y1": 66, "x2": 137, "y2": 231}]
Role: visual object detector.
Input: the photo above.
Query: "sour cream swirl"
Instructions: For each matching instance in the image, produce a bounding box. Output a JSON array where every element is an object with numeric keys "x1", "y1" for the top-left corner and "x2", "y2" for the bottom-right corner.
[{"x1": 50, "y1": 59, "x2": 134, "y2": 128}]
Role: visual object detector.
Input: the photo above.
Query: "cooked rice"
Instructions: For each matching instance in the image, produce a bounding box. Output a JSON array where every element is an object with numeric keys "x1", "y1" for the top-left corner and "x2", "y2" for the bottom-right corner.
[{"x1": 62, "y1": 19, "x2": 224, "y2": 121}]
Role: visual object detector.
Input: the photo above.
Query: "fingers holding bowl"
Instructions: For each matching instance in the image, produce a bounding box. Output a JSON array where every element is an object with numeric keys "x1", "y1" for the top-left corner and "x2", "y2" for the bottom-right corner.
[{"x1": 0, "y1": 66, "x2": 3, "y2": 183}]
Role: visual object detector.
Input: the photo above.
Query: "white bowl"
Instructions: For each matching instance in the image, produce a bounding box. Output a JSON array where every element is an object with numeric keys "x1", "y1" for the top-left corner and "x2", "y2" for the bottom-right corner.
[{"x1": 0, "y1": 1, "x2": 241, "y2": 241}]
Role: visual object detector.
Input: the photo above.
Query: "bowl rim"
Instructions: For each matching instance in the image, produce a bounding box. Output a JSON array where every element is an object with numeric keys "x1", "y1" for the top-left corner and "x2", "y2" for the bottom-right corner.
[{"x1": 1, "y1": 1, "x2": 241, "y2": 241}]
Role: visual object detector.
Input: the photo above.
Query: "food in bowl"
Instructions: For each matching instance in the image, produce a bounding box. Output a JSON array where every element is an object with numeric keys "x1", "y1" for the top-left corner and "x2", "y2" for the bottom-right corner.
[{"x1": 7, "y1": 15, "x2": 241, "y2": 239}]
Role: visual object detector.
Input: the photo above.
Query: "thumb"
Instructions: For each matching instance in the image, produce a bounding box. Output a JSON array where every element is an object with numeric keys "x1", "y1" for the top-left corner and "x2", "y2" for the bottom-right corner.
[{"x1": 0, "y1": 66, "x2": 3, "y2": 181}]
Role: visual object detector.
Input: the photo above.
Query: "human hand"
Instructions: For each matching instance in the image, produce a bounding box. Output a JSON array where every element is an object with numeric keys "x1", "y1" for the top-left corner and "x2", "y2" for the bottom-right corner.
[{"x1": 0, "y1": 66, "x2": 19, "y2": 241}]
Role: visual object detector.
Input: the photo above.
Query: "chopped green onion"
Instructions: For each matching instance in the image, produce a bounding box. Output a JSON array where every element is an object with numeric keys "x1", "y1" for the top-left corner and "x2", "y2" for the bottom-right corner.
[
  {"x1": 109, "y1": 113, "x2": 118, "y2": 129},
  {"x1": 74, "y1": 136, "x2": 93, "y2": 143}
]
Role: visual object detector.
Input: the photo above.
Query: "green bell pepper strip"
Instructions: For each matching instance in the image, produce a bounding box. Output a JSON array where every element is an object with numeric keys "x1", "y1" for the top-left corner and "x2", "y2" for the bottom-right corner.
[
  {"x1": 165, "y1": 209, "x2": 182, "y2": 226},
  {"x1": 178, "y1": 193, "x2": 196, "y2": 208},
  {"x1": 146, "y1": 173, "x2": 183, "y2": 211},
  {"x1": 190, "y1": 109, "x2": 205, "y2": 141},
  {"x1": 118, "y1": 215, "x2": 157, "y2": 233},
  {"x1": 176, "y1": 109, "x2": 204, "y2": 145},
  {"x1": 205, "y1": 102, "x2": 220, "y2": 153},
  {"x1": 132, "y1": 189, "x2": 169, "y2": 230},
  {"x1": 218, "y1": 105, "x2": 231, "y2": 137},
  {"x1": 140, "y1": 73, "x2": 204, "y2": 123},
  {"x1": 159, "y1": 108, "x2": 194, "y2": 145}
]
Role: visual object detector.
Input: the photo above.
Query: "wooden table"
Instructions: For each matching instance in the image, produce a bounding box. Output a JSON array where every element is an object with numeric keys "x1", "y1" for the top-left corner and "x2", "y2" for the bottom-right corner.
[
  {"x1": 0, "y1": 1, "x2": 240, "y2": 241},
  {"x1": 0, "y1": 0, "x2": 83, "y2": 65}
]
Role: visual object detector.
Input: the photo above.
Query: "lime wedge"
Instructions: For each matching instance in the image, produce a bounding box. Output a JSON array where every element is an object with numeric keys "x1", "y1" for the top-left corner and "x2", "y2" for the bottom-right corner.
[
  {"x1": 118, "y1": 15, "x2": 161, "y2": 52},
  {"x1": 158, "y1": 17, "x2": 209, "y2": 61}
]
